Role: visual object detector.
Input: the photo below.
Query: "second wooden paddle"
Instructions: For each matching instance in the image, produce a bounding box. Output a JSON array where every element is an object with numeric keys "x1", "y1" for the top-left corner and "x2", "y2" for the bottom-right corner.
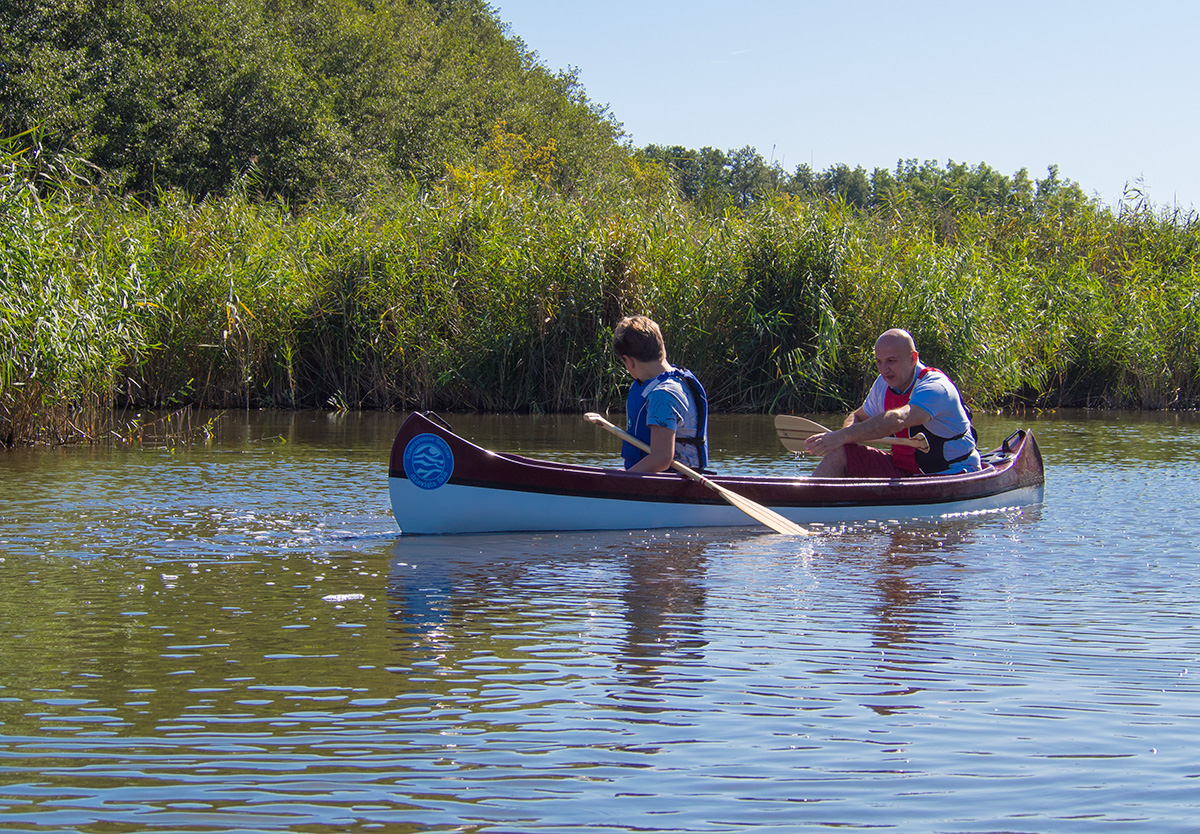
[{"x1": 774, "y1": 414, "x2": 930, "y2": 454}]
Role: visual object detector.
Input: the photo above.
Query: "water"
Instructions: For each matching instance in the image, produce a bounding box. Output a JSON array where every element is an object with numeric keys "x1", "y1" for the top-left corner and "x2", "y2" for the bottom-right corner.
[{"x1": 2, "y1": 409, "x2": 1200, "y2": 833}]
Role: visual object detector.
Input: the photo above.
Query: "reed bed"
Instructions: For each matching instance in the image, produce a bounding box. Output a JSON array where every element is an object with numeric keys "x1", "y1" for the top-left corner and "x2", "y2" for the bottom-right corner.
[{"x1": 3, "y1": 144, "x2": 1199, "y2": 445}]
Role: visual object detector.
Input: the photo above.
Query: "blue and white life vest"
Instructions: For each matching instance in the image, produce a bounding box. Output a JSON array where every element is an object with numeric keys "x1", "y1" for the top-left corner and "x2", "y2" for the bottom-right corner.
[{"x1": 622, "y1": 367, "x2": 709, "y2": 471}]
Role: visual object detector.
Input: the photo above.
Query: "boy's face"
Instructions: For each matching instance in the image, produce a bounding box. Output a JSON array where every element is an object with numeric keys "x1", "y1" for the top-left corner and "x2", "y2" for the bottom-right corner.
[{"x1": 620, "y1": 354, "x2": 637, "y2": 377}]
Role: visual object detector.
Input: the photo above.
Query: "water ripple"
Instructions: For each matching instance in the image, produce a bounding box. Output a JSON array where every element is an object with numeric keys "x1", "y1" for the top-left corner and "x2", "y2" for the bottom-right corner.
[{"x1": 3, "y1": 413, "x2": 1200, "y2": 831}]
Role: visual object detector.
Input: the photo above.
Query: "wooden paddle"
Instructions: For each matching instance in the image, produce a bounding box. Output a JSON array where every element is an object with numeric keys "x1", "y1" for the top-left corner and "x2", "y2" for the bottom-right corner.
[
  {"x1": 585, "y1": 412, "x2": 810, "y2": 537},
  {"x1": 774, "y1": 414, "x2": 930, "y2": 454}
]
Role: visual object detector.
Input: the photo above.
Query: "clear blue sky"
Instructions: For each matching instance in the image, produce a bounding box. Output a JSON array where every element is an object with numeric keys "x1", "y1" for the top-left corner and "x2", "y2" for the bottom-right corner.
[{"x1": 492, "y1": 1, "x2": 1198, "y2": 210}]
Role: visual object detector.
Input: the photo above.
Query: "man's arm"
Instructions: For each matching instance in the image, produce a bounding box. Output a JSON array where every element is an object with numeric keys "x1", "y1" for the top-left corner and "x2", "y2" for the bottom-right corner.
[
  {"x1": 843, "y1": 406, "x2": 870, "y2": 428},
  {"x1": 805, "y1": 403, "x2": 931, "y2": 456}
]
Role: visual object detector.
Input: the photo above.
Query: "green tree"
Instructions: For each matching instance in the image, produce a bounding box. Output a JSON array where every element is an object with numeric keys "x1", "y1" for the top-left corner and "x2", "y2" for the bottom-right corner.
[
  {"x1": 727, "y1": 145, "x2": 782, "y2": 209},
  {"x1": 817, "y1": 163, "x2": 871, "y2": 209},
  {"x1": 1, "y1": 0, "x2": 626, "y2": 202}
]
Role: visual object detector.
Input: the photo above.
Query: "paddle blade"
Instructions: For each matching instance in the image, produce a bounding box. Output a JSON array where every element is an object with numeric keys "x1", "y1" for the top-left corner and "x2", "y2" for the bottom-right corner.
[
  {"x1": 707, "y1": 481, "x2": 811, "y2": 536},
  {"x1": 774, "y1": 414, "x2": 830, "y2": 452},
  {"x1": 774, "y1": 414, "x2": 832, "y2": 434}
]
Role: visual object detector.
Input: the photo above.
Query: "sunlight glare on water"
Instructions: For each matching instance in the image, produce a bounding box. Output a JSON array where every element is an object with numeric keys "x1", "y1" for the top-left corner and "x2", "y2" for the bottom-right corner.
[{"x1": 1, "y1": 409, "x2": 1199, "y2": 832}]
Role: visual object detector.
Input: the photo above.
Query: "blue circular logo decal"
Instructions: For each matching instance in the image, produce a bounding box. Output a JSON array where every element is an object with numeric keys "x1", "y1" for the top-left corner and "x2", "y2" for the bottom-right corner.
[{"x1": 403, "y1": 433, "x2": 454, "y2": 490}]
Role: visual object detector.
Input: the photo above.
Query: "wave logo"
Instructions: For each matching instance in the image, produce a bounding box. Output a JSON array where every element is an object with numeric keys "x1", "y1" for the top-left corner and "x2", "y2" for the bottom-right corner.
[{"x1": 402, "y1": 433, "x2": 454, "y2": 490}]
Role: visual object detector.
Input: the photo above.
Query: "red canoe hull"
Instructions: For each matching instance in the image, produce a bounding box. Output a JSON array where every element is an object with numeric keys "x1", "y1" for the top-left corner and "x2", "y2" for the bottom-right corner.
[{"x1": 388, "y1": 412, "x2": 1045, "y2": 534}]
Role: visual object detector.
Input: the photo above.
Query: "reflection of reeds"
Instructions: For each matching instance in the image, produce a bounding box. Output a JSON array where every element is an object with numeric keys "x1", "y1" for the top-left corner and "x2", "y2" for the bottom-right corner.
[
  {"x1": 4, "y1": 138, "x2": 1200, "y2": 445},
  {"x1": 108, "y1": 406, "x2": 223, "y2": 447}
]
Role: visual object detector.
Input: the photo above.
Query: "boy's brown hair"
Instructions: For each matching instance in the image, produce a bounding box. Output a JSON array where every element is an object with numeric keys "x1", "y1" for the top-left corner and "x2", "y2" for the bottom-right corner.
[{"x1": 613, "y1": 315, "x2": 666, "y2": 363}]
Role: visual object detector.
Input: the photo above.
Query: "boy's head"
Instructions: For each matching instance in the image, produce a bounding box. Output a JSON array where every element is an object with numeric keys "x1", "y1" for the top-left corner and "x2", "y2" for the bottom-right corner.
[{"x1": 613, "y1": 315, "x2": 666, "y2": 363}]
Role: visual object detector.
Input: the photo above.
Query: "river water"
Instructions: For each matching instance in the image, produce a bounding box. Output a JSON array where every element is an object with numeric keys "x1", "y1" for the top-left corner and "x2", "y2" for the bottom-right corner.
[{"x1": 2, "y1": 409, "x2": 1199, "y2": 833}]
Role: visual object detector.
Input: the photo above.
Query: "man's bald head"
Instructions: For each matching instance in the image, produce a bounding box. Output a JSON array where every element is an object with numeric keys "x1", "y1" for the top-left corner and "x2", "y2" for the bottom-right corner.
[
  {"x1": 875, "y1": 328, "x2": 916, "y2": 355},
  {"x1": 874, "y1": 329, "x2": 920, "y2": 390}
]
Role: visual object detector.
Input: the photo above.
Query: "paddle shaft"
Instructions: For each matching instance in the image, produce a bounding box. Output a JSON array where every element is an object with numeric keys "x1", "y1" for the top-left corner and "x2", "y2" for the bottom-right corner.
[
  {"x1": 585, "y1": 412, "x2": 809, "y2": 536},
  {"x1": 774, "y1": 414, "x2": 930, "y2": 453}
]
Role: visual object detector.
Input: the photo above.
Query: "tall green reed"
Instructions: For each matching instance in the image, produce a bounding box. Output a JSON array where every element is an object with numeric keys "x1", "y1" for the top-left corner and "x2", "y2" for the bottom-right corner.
[
  {"x1": 0, "y1": 135, "x2": 155, "y2": 443},
  {"x1": 3, "y1": 143, "x2": 1199, "y2": 446}
]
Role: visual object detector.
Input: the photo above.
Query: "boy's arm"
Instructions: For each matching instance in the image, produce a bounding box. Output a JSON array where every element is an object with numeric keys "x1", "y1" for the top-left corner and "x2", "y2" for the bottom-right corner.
[{"x1": 628, "y1": 425, "x2": 677, "y2": 473}]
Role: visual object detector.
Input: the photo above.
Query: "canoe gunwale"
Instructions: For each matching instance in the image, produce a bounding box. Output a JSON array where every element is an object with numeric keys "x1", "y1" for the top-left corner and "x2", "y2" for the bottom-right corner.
[{"x1": 388, "y1": 411, "x2": 1045, "y2": 534}]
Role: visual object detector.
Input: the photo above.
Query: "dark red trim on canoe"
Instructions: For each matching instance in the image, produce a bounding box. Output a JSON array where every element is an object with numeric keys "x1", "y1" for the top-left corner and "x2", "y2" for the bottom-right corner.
[{"x1": 389, "y1": 411, "x2": 1045, "y2": 510}]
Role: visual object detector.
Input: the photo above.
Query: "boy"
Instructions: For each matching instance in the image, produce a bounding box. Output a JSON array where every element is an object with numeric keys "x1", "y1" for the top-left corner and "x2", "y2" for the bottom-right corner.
[{"x1": 612, "y1": 315, "x2": 709, "y2": 473}]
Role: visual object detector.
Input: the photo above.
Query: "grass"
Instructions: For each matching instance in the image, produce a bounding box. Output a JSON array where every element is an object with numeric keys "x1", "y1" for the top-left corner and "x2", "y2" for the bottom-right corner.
[{"x1": 3, "y1": 139, "x2": 1199, "y2": 445}]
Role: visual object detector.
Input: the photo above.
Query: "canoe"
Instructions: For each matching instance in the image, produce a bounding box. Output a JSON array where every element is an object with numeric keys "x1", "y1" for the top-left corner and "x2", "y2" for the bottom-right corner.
[{"x1": 388, "y1": 411, "x2": 1045, "y2": 535}]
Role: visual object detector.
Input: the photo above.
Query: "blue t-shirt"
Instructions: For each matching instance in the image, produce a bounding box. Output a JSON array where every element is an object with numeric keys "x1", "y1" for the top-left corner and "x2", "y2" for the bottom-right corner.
[
  {"x1": 638, "y1": 375, "x2": 702, "y2": 468},
  {"x1": 863, "y1": 364, "x2": 981, "y2": 473}
]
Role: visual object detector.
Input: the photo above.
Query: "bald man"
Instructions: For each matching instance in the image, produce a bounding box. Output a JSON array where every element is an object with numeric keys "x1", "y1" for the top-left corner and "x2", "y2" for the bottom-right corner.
[{"x1": 804, "y1": 329, "x2": 980, "y2": 478}]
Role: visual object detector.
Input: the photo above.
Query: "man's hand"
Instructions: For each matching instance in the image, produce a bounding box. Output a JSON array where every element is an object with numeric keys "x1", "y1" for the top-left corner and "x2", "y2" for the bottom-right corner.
[
  {"x1": 803, "y1": 404, "x2": 931, "y2": 456},
  {"x1": 803, "y1": 429, "x2": 843, "y2": 457}
]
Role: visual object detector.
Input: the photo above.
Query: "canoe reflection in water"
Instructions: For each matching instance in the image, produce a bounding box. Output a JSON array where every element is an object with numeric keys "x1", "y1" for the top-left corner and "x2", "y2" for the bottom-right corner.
[
  {"x1": 382, "y1": 510, "x2": 1038, "y2": 717},
  {"x1": 615, "y1": 536, "x2": 711, "y2": 691},
  {"x1": 826, "y1": 510, "x2": 1042, "y2": 716},
  {"x1": 870, "y1": 524, "x2": 971, "y2": 653},
  {"x1": 384, "y1": 530, "x2": 766, "y2": 691}
]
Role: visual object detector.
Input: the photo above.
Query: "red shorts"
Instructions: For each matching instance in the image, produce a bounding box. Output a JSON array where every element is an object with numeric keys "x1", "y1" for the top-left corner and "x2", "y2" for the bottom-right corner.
[{"x1": 842, "y1": 443, "x2": 917, "y2": 478}]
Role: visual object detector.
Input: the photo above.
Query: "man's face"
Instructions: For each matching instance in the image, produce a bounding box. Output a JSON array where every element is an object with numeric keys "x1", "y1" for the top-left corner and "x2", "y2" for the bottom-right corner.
[{"x1": 875, "y1": 339, "x2": 918, "y2": 390}]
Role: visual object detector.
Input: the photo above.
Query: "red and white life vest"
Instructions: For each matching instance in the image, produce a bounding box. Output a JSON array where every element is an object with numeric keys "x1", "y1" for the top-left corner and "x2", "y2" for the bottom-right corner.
[{"x1": 882, "y1": 366, "x2": 976, "y2": 474}]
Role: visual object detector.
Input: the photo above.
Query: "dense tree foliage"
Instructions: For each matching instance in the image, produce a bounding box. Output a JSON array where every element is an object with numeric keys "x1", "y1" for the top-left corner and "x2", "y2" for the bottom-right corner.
[
  {"x1": 640, "y1": 144, "x2": 1089, "y2": 216},
  {"x1": 0, "y1": 0, "x2": 625, "y2": 203},
  {"x1": 3, "y1": 0, "x2": 1096, "y2": 217},
  {"x1": 2, "y1": 0, "x2": 1093, "y2": 215}
]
